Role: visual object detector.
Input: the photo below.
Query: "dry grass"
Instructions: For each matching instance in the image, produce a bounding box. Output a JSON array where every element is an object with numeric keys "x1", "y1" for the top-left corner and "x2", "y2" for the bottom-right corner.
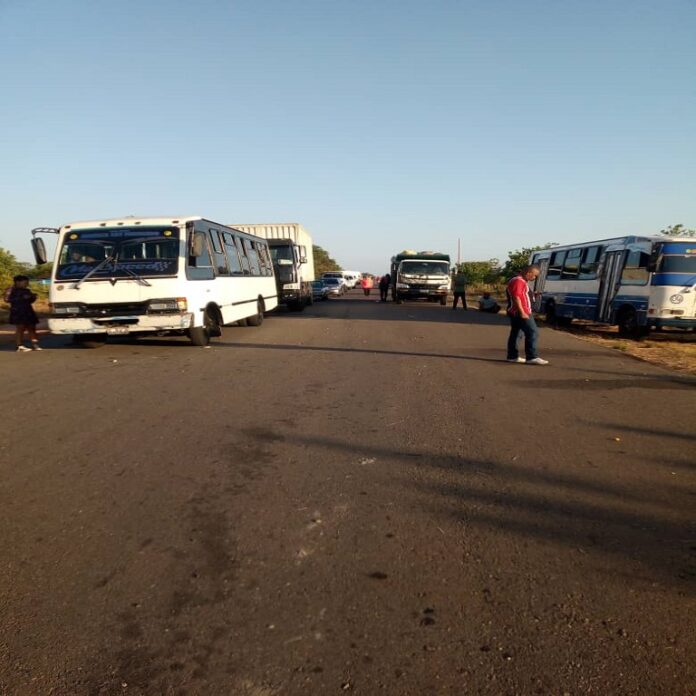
[{"x1": 553, "y1": 320, "x2": 696, "y2": 376}]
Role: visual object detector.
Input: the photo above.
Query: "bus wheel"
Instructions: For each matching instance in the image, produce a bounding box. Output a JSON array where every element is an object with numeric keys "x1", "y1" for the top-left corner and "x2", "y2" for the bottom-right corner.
[
  {"x1": 617, "y1": 308, "x2": 646, "y2": 339},
  {"x1": 545, "y1": 302, "x2": 557, "y2": 325},
  {"x1": 73, "y1": 334, "x2": 106, "y2": 348},
  {"x1": 189, "y1": 309, "x2": 219, "y2": 346},
  {"x1": 247, "y1": 300, "x2": 264, "y2": 327}
]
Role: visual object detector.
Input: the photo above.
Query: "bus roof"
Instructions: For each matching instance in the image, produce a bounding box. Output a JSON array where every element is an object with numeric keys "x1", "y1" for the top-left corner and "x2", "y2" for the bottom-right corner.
[
  {"x1": 61, "y1": 216, "x2": 205, "y2": 230},
  {"x1": 531, "y1": 235, "x2": 673, "y2": 254}
]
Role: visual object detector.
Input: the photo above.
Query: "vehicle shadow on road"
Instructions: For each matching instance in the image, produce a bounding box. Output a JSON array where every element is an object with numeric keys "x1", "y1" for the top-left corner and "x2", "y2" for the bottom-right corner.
[{"x1": 260, "y1": 429, "x2": 696, "y2": 593}]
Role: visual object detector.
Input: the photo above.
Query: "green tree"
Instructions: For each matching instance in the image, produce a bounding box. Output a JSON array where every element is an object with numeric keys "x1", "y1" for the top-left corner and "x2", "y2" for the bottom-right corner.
[
  {"x1": 456, "y1": 259, "x2": 501, "y2": 286},
  {"x1": 501, "y1": 243, "x2": 557, "y2": 279},
  {"x1": 659, "y1": 223, "x2": 696, "y2": 238},
  {"x1": 313, "y1": 245, "x2": 342, "y2": 276}
]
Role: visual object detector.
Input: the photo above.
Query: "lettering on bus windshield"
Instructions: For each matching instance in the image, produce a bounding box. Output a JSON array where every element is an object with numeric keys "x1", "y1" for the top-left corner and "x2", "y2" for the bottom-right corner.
[{"x1": 55, "y1": 227, "x2": 180, "y2": 280}]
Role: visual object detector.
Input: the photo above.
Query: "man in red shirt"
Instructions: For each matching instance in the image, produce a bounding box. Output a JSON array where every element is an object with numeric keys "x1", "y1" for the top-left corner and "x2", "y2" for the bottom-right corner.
[{"x1": 506, "y1": 265, "x2": 549, "y2": 365}]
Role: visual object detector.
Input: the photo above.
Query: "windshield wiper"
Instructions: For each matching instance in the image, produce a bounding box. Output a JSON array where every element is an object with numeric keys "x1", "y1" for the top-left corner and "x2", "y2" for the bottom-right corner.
[
  {"x1": 74, "y1": 254, "x2": 116, "y2": 289},
  {"x1": 109, "y1": 258, "x2": 152, "y2": 287}
]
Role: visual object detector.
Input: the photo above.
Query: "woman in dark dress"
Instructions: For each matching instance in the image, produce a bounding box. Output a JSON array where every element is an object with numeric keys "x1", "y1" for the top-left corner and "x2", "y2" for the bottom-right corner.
[{"x1": 3, "y1": 275, "x2": 41, "y2": 352}]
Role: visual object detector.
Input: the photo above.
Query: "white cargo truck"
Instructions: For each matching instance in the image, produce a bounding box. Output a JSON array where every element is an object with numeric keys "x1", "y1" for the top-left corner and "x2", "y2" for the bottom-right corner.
[{"x1": 230, "y1": 223, "x2": 315, "y2": 311}]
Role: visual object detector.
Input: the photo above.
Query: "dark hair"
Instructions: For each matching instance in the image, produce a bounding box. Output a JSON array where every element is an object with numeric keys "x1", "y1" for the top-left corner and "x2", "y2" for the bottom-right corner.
[
  {"x1": 522, "y1": 264, "x2": 540, "y2": 274},
  {"x1": 13, "y1": 274, "x2": 30, "y2": 283}
]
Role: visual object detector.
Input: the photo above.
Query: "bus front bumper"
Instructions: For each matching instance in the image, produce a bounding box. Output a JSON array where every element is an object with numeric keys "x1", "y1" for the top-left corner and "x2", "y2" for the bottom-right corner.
[
  {"x1": 649, "y1": 317, "x2": 696, "y2": 330},
  {"x1": 48, "y1": 313, "x2": 193, "y2": 335}
]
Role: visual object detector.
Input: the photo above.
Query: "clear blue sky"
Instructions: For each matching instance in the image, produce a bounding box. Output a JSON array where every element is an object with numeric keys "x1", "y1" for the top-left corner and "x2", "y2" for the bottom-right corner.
[{"x1": 1, "y1": 0, "x2": 694, "y2": 272}]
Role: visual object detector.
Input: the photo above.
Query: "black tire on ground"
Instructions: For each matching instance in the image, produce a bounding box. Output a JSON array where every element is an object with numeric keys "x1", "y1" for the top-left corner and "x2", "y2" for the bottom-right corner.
[
  {"x1": 189, "y1": 308, "x2": 220, "y2": 346},
  {"x1": 617, "y1": 307, "x2": 648, "y2": 339},
  {"x1": 545, "y1": 301, "x2": 557, "y2": 325},
  {"x1": 73, "y1": 334, "x2": 107, "y2": 349},
  {"x1": 395, "y1": 295, "x2": 403, "y2": 304},
  {"x1": 247, "y1": 300, "x2": 264, "y2": 327},
  {"x1": 440, "y1": 296, "x2": 447, "y2": 306}
]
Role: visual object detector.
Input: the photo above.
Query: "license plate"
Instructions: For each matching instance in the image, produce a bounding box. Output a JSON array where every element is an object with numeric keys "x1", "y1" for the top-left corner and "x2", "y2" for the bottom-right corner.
[{"x1": 106, "y1": 326, "x2": 130, "y2": 335}]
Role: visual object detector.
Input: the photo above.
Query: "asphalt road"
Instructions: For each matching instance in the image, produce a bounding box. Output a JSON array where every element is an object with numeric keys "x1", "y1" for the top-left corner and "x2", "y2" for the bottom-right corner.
[{"x1": 1, "y1": 292, "x2": 695, "y2": 695}]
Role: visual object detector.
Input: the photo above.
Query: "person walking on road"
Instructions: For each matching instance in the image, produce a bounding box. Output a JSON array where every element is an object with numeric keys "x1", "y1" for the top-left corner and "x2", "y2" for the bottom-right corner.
[
  {"x1": 378, "y1": 273, "x2": 390, "y2": 302},
  {"x1": 506, "y1": 265, "x2": 548, "y2": 365},
  {"x1": 361, "y1": 275, "x2": 373, "y2": 296},
  {"x1": 452, "y1": 268, "x2": 468, "y2": 310},
  {"x1": 4, "y1": 275, "x2": 42, "y2": 352}
]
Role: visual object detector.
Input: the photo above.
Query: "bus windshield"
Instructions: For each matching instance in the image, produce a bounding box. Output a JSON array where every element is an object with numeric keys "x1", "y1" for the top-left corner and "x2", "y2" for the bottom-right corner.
[
  {"x1": 55, "y1": 227, "x2": 180, "y2": 281},
  {"x1": 400, "y1": 261, "x2": 450, "y2": 276},
  {"x1": 658, "y1": 255, "x2": 696, "y2": 274}
]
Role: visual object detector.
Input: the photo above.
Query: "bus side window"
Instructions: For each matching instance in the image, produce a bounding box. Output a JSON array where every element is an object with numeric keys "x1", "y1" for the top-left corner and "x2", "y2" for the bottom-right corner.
[
  {"x1": 210, "y1": 229, "x2": 229, "y2": 276},
  {"x1": 621, "y1": 250, "x2": 650, "y2": 286},
  {"x1": 223, "y1": 232, "x2": 243, "y2": 274},
  {"x1": 188, "y1": 230, "x2": 215, "y2": 280},
  {"x1": 579, "y1": 246, "x2": 603, "y2": 278},
  {"x1": 255, "y1": 242, "x2": 272, "y2": 276},
  {"x1": 547, "y1": 250, "x2": 566, "y2": 279},
  {"x1": 561, "y1": 248, "x2": 582, "y2": 279},
  {"x1": 244, "y1": 239, "x2": 261, "y2": 275},
  {"x1": 235, "y1": 237, "x2": 251, "y2": 274}
]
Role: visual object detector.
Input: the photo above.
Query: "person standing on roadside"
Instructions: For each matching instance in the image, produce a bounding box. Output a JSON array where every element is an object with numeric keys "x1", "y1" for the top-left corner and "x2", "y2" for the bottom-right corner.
[
  {"x1": 4, "y1": 275, "x2": 42, "y2": 352},
  {"x1": 361, "y1": 275, "x2": 373, "y2": 296},
  {"x1": 378, "y1": 273, "x2": 390, "y2": 302},
  {"x1": 452, "y1": 268, "x2": 468, "y2": 310},
  {"x1": 506, "y1": 265, "x2": 548, "y2": 365}
]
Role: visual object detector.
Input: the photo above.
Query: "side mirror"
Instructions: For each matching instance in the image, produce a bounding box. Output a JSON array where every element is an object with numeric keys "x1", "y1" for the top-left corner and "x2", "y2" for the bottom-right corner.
[
  {"x1": 191, "y1": 231, "x2": 206, "y2": 257},
  {"x1": 32, "y1": 237, "x2": 48, "y2": 265},
  {"x1": 299, "y1": 245, "x2": 308, "y2": 264}
]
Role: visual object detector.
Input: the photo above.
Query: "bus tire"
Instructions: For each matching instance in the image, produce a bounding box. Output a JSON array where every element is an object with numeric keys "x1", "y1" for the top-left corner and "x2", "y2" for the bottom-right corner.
[
  {"x1": 73, "y1": 334, "x2": 107, "y2": 348},
  {"x1": 617, "y1": 307, "x2": 646, "y2": 339},
  {"x1": 545, "y1": 301, "x2": 557, "y2": 326},
  {"x1": 189, "y1": 308, "x2": 220, "y2": 346},
  {"x1": 247, "y1": 300, "x2": 265, "y2": 327}
]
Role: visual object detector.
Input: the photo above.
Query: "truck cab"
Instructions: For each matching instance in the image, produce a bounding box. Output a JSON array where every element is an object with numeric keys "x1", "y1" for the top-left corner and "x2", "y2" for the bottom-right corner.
[{"x1": 390, "y1": 251, "x2": 451, "y2": 304}]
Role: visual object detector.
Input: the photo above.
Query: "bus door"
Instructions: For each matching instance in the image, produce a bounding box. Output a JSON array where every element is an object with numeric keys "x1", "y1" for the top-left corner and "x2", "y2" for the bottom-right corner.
[
  {"x1": 596, "y1": 250, "x2": 624, "y2": 322},
  {"x1": 532, "y1": 258, "x2": 549, "y2": 312}
]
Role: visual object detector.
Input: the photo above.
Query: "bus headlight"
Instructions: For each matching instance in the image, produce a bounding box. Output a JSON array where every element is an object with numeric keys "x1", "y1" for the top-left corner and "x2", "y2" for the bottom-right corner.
[{"x1": 148, "y1": 298, "x2": 187, "y2": 312}]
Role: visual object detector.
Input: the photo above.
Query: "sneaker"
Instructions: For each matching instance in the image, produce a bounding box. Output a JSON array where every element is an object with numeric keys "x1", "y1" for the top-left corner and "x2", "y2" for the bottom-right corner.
[
  {"x1": 31, "y1": 344, "x2": 43, "y2": 351},
  {"x1": 527, "y1": 357, "x2": 549, "y2": 365},
  {"x1": 16, "y1": 346, "x2": 31, "y2": 353},
  {"x1": 506, "y1": 357, "x2": 525, "y2": 363}
]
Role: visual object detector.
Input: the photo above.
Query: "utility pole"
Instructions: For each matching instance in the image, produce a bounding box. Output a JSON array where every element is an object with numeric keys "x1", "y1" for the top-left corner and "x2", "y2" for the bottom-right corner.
[{"x1": 457, "y1": 238, "x2": 461, "y2": 266}]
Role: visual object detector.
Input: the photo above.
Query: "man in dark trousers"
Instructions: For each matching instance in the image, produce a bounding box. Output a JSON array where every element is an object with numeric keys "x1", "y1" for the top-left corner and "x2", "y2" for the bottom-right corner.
[
  {"x1": 506, "y1": 265, "x2": 549, "y2": 365},
  {"x1": 452, "y1": 268, "x2": 468, "y2": 310},
  {"x1": 378, "y1": 273, "x2": 390, "y2": 302}
]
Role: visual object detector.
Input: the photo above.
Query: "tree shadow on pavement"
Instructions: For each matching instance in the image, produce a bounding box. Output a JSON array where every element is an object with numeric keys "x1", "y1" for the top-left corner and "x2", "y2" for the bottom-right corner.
[{"x1": 248, "y1": 428, "x2": 696, "y2": 594}]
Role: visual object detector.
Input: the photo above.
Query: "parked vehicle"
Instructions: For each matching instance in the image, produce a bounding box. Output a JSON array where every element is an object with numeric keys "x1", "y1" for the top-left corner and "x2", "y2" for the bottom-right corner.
[
  {"x1": 390, "y1": 250, "x2": 451, "y2": 304},
  {"x1": 530, "y1": 236, "x2": 696, "y2": 337},
  {"x1": 322, "y1": 277, "x2": 345, "y2": 296},
  {"x1": 342, "y1": 270, "x2": 362, "y2": 288},
  {"x1": 30, "y1": 216, "x2": 278, "y2": 347},
  {"x1": 230, "y1": 223, "x2": 315, "y2": 311},
  {"x1": 311, "y1": 280, "x2": 330, "y2": 301},
  {"x1": 322, "y1": 271, "x2": 350, "y2": 290}
]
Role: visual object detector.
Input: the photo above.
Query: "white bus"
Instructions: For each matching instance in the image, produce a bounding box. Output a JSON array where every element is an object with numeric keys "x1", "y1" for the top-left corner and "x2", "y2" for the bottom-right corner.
[
  {"x1": 530, "y1": 235, "x2": 696, "y2": 337},
  {"x1": 31, "y1": 216, "x2": 279, "y2": 347}
]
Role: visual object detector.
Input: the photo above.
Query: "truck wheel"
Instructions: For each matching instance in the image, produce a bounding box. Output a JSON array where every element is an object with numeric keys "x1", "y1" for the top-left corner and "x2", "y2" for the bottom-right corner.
[
  {"x1": 247, "y1": 300, "x2": 264, "y2": 326},
  {"x1": 73, "y1": 334, "x2": 107, "y2": 348}
]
